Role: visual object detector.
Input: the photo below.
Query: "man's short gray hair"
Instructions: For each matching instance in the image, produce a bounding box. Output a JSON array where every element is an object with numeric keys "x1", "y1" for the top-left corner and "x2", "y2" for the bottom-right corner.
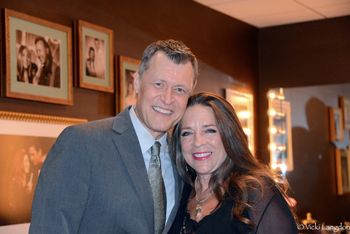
[{"x1": 138, "y1": 39, "x2": 198, "y2": 86}]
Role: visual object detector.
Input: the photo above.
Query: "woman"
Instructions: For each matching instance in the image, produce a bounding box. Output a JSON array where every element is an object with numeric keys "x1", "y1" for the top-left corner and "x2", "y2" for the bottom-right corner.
[
  {"x1": 170, "y1": 92, "x2": 297, "y2": 234},
  {"x1": 86, "y1": 46, "x2": 97, "y2": 77},
  {"x1": 17, "y1": 45, "x2": 38, "y2": 83},
  {"x1": 124, "y1": 70, "x2": 137, "y2": 107},
  {"x1": 8, "y1": 148, "x2": 34, "y2": 223}
]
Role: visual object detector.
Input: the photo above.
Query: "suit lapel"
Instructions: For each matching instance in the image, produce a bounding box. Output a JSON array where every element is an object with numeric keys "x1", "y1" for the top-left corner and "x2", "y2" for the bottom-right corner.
[
  {"x1": 111, "y1": 109, "x2": 154, "y2": 231},
  {"x1": 163, "y1": 161, "x2": 184, "y2": 233}
]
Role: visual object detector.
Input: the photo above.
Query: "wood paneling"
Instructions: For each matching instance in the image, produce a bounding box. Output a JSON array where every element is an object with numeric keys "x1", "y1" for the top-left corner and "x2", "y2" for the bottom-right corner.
[{"x1": 0, "y1": 0, "x2": 258, "y2": 121}]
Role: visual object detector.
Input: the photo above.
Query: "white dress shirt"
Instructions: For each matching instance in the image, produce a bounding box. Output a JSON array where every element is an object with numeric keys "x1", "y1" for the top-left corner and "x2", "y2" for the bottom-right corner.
[{"x1": 129, "y1": 107, "x2": 175, "y2": 223}]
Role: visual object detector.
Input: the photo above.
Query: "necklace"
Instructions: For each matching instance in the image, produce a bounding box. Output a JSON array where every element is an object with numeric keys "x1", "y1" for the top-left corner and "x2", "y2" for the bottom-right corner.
[
  {"x1": 194, "y1": 191, "x2": 212, "y2": 218},
  {"x1": 193, "y1": 178, "x2": 212, "y2": 218}
]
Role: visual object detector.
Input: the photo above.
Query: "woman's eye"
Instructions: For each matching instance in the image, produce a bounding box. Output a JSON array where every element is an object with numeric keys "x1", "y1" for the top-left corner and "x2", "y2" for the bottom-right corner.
[
  {"x1": 205, "y1": 128, "x2": 217, "y2": 134},
  {"x1": 181, "y1": 131, "x2": 191, "y2": 137}
]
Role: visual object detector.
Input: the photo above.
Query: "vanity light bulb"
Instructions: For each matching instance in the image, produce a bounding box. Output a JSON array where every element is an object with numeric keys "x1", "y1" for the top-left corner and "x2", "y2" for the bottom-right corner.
[
  {"x1": 243, "y1": 128, "x2": 251, "y2": 135},
  {"x1": 271, "y1": 162, "x2": 278, "y2": 170},
  {"x1": 269, "y1": 143, "x2": 277, "y2": 151},
  {"x1": 280, "y1": 163, "x2": 287, "y2": 174},
  {"x1": 268, "y1": 109, "x2": 277, "y2": 116},
  {"x1": 267, "y1": 91, "x2": 276, "y2": 99},
  {"x1": 269, "y1": 127, "x2": 277, "y2": 134},
  {"x1": 277, "y1": 145, "x2": 286, "y2": 151},
  {"x1": 238, "y1": 111, "x2": 250, "y2": 119}
]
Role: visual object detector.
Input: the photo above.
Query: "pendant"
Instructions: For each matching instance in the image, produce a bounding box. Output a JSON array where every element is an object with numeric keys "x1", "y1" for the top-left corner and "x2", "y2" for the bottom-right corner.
[{"x1": 195, "y1": 204, "x2": 202, "y2": 217}]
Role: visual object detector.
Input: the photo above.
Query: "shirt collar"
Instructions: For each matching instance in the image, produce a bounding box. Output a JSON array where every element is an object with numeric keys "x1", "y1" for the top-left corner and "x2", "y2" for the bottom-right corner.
[{"x1": 129, "y1": 106, "x2": 168, "y2": 154}]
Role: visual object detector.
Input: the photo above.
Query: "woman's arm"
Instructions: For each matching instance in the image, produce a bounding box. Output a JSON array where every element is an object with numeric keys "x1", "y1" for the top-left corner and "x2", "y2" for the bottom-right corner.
[{"x1": 251, "y1": 185, "x2": 298, "y2": 234}]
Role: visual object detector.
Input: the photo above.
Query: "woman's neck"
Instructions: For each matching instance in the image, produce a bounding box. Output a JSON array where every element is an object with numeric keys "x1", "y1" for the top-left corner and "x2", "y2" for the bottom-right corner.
[{"x1": 195, "y1": 175, "x2": 211, "y2": 193}]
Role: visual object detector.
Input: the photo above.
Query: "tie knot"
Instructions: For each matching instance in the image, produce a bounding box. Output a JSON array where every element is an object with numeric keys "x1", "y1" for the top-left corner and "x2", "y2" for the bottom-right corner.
[{"x1": 151, "y1": 141, "x2": 161, "y2": 157}]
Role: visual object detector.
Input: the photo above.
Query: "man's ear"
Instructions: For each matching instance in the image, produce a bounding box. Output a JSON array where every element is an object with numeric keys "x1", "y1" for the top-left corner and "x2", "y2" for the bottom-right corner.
[{"x1": 133, "y1": 71, "x2": 140, "y2": 94}]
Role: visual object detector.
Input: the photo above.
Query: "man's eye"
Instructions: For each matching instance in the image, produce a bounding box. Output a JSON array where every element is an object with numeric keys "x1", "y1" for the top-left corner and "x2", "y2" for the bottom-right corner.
[
  {"x1": 174, "y1": 87, "x2": 186, "y2": 94},
  {"x1": 154, "y1": 82, "x2": 164, "y2": 88}
]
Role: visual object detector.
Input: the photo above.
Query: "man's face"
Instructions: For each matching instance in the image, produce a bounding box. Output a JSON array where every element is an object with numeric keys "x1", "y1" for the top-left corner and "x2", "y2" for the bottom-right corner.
[
  {"x1": 94, "y1": 39, "x2": 100, "y2": 50},
  {"x1": 29, "y1": 146, "x2": 41, "y2": 165},
  {"x1": 134, "y1": 52, "x2": 194, "y2": 139},
  {"x1": 35, "y1": 40, "x2": 48, "y2": 64}
]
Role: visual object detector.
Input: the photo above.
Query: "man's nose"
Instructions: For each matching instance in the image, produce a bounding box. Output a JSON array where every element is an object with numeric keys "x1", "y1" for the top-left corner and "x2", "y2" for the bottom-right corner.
[{"x1": 161, "y1": 87, "x2": 173, "y2": 105}]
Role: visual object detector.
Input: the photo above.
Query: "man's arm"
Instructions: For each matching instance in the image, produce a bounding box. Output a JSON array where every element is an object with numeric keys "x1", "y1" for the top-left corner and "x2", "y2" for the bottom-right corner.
[{"x1": 29, "y1": 126, "x2": 90, "y2": 234}]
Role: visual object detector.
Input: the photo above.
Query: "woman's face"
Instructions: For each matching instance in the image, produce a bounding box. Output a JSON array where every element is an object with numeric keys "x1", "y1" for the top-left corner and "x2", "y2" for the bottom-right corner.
[
  {"x1": 89, "y1": 49, "x2": 95, "y2": 60},
  {"x1": 180, "y1": 104, "x2": 227, "y2": 176},
  {"x1": 20, "y1": 48, "x2": 30, "y2": 68}
]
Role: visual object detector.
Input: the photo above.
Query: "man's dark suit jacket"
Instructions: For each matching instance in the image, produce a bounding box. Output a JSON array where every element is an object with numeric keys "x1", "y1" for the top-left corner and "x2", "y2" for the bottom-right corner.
[{"x1": 29, "y1": 108, "x2": 182, "y2": 233}]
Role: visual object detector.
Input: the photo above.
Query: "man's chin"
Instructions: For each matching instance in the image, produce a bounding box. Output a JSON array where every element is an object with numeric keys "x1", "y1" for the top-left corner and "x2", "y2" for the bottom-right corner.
[{"x1": 151, "y1": 124, "x2": 173, "y2": 134}]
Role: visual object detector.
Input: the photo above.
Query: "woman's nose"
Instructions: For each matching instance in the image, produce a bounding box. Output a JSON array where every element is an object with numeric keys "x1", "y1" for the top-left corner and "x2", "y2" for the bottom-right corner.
[{"x1": 193, "y1": 133, "x2": 205, "y2": 146}]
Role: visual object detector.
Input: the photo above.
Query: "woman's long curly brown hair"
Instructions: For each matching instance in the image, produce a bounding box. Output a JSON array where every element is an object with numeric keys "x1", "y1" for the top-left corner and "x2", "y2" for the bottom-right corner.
[{"x1": 171, "y1": 92, "x2": 287, "y2": 227}]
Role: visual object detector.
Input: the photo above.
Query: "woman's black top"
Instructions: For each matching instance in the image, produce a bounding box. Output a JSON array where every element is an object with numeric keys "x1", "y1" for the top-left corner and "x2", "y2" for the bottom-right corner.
[
  {"x1": 179, "y1": 197, "x2": 251, "y2": 233},
  {"x1": 169, "y1": 182, "x2": 298, "y2": 234},
  {"x1": 169, "y1": 184, "x2": 251, "y2": 234}
]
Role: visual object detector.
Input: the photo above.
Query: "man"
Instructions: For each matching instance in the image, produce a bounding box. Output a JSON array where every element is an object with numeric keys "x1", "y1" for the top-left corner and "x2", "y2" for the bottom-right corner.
[
  {"x1": 28, "y1": 145, "x2": 46, "y2": 186},
  {"x1": 93, "y1": 38, "x2": 105, "y2": 79},
  {"x1": 29, "y1": 39, "x2": 198, "y2": 233},
  {"x1": 34, "y1": 36, "x2": 60, "y2": 88}
]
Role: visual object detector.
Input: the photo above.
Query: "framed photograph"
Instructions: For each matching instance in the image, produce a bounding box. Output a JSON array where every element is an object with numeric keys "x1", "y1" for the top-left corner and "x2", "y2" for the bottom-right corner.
[
  {"x1": 4, "y1": 9, "x2": 73, "y2": 105},
  {"x1": 225, "y1": 89, "x2": 255, "y2": 155},
  {"x1": 78, "y1": 20, "x2": 114, "y2": 93},
  {"x1": 328, "y1": 107, "x2": 344, "y2": 142},
  {"x1": 335, "y1": 148, "x2": 350, "y2": 195},
  {"x1": 118, "y1": 56, "x2": 140, "y2": 112},
  {"x1": 0, "y1": 110, "x2": 86, "y2": 227},
  {"x1": 339, "y1": 96, "x2": 350, "y2": 130}
]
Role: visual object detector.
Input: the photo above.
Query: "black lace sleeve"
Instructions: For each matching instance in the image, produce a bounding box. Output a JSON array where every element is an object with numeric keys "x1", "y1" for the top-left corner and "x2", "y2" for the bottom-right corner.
[{"x1": 251, "y1": 185, "x2": 298, "y2": 234}]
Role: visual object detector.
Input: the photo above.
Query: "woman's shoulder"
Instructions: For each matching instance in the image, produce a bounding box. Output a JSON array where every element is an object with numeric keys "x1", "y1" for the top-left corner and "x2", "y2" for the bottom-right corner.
[
  {"x1": 248, "y1": 179, "x2": 290, "y2": 212},
  {"x1": 243, "y1": 178, "x2": 274, "y2": 208}
]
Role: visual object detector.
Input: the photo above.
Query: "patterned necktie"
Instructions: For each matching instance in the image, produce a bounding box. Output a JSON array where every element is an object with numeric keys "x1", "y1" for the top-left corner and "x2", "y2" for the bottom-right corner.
[{"x1": 148, "y1": 141, "x2": 166, "y2": 234}]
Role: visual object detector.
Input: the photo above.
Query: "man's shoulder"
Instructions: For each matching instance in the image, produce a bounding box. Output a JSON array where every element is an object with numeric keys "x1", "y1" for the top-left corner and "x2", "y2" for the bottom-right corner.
[
  {"x1": 58, "y1": 110, "x2": 132, "y2": 142},
  {"x1": 66, "y1": 111, "x2": 130, "y2": 133},
  {"x1": 59, "y1": 117, "x2": 114, "y2": 138},
  {"x1": 70, "y1": 116, "x2": 116, "y2": 130}
]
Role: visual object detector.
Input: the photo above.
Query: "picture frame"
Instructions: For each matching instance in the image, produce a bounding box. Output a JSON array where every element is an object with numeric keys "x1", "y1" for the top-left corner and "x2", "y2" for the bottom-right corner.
[
  {"x1": 4, "y1": 9, "x2": 73, "y2": 105},
  {"x1": 335, "y1": 148, "x2": 350, "y2": 195},
  {"x1": 225, "y1": 89, "x2": 255, "y2": 155},
  {"x1": 328, "y1": 107, "x2": 344, "y2": 142},
  {"x1": 118, "y1": 56, "x2": 140, "y2": 112},
  {"x1": 78, "y1": 20, "x2": 114, "y2": 93},
  {"x1": 339, "y1": 96, "x2": 350, "y2": 130},
  {"x1": 0, "y1": 110, "x2": 86, "y2": 227}
]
